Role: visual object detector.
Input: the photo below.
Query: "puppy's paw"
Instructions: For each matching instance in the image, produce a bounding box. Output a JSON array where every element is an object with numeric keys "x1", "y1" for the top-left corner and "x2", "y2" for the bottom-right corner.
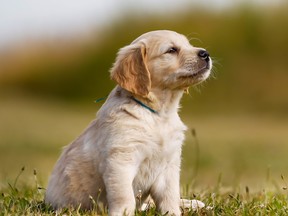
[{"x1": 180, "y1": 199, "x2": 205, "y2": 210}]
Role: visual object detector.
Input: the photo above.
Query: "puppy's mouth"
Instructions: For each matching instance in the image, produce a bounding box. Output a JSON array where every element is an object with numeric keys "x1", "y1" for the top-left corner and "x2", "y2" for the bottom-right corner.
[
  {"x1": 179, "y1": 66, "x2": 211, "y2": 80},
  {"x1": 188, "y1": 67, "x2": 210, "y2": 78}
]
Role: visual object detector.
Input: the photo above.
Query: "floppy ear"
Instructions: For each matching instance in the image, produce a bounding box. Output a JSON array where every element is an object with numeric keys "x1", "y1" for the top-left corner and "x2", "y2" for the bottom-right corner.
[{"x1": 110, "y1": 43, "x2": 151, "y2": 97}]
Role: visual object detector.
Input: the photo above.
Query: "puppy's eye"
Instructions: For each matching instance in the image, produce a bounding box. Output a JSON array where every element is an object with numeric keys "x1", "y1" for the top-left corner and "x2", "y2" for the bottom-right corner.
[{"x1": 166, "y1": 47, "x2": 178, "y2": 54}]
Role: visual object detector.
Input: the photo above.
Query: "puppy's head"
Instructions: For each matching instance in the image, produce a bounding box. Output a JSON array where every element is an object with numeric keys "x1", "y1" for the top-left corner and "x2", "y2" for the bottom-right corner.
[{"x1": 110, "y1": 30, "x2": 212, "y2": 98}]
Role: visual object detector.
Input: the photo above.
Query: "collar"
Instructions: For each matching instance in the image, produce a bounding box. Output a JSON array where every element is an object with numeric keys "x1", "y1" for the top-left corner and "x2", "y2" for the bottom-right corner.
[{"x1": 132, "y1": 97, "x2": 158, "y2": 114}]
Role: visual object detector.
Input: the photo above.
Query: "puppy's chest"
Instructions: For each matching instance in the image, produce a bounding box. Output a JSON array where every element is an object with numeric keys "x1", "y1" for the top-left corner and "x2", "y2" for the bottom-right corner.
[
  {"x1": 138, "y1": 116, "x2": 186, "y2": 172},
  {"x1": 151, "y1": 115, "x2": 187, "y2": 155},
  {"x1": 133, "y1": 116, "x2": 186, "y2": 192}
]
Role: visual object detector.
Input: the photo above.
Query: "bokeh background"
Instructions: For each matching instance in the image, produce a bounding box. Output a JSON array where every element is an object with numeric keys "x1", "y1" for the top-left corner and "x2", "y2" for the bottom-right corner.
[{"x1": 1, "y1": 0, "x2": 288, "y2": 193}]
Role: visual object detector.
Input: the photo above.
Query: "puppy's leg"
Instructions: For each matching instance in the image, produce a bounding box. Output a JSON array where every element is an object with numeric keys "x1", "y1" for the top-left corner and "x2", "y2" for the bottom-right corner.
[
  {"x1": 103, "y1": 159, "x2": 137, "y2": 216},
  {"x1": 150, "y1": 162, "x2": 181, "y2": 216}
]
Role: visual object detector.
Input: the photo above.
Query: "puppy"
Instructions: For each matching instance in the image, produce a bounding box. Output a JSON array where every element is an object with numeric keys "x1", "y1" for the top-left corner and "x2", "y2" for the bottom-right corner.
[{"x1": 45, "y1": 30, "x2": 212, "y2": 216}]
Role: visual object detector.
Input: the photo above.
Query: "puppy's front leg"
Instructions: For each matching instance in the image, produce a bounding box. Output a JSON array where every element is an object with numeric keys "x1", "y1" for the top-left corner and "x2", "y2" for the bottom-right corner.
[
  {"x1": 150, "y1": 161, "x2": 181, "y2": 216},
  {"x1": 103, "y1": 158, "x2": 137, "y2": 216}
]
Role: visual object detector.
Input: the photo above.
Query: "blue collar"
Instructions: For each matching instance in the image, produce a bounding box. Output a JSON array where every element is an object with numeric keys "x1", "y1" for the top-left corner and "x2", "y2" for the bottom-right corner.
[{"x1": 132, "y1": 97, "x2": 158, "y2": 114}]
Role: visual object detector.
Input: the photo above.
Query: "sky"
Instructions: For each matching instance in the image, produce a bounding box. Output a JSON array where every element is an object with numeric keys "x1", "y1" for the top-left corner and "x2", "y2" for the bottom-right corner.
[{"x1": 0, "y1": 0, "x2": 285, "y2": 48}]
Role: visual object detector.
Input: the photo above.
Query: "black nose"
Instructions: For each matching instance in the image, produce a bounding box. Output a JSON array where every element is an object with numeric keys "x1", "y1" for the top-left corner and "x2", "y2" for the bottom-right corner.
[{"x1": 198, "y1": 49, "x2": 210, "y2": 62}]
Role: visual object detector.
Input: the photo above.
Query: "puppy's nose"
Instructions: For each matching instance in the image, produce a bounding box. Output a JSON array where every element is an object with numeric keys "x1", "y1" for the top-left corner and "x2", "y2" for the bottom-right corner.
[{"x1": 198, "y1": 49, "x2": 210, "y2": 62}]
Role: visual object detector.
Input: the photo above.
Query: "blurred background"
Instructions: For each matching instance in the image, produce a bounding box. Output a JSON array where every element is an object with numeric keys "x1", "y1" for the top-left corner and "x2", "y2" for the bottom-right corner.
[{"x1": 1, "y1": 0, "x2": 288, "y2": 192}]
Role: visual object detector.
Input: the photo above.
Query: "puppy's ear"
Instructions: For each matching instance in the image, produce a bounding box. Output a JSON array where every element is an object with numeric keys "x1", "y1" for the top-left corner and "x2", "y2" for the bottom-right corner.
[{"x1": 110, "y1": 43, "x2": 151, "y2": 97}]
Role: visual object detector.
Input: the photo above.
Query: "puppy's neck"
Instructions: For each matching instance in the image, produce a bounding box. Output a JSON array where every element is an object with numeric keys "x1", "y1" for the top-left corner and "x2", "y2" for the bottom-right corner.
[
  {"x1": 134, "y1": 88, "x2": 184, "y2": 115},
  {"x1": 114, "y1": 86, "x2": 184, "y2": 115},
  {"x1": 153, "y1": 88, "x2": 184, "y2": 115}
]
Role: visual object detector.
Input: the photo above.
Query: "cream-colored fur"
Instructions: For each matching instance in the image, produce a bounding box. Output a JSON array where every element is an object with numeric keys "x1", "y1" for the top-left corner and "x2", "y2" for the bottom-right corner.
[{"x1": 45, "y1": 30, "x2": 212, "y2": 216}]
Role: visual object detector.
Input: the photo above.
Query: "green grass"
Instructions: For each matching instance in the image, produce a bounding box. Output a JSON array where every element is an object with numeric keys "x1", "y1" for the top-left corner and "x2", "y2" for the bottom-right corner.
[{"x1": 1, "y1": 167, "x2": 288, "y2": 215}]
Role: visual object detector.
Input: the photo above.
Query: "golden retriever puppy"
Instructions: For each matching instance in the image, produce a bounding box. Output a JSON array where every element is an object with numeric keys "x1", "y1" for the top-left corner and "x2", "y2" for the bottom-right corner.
[{"x1": 45, "y1": 30, "x2": 212, "y2": 216}]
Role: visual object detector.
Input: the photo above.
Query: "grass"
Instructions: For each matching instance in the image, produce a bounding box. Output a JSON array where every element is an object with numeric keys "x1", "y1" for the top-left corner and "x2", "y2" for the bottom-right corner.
[{"x1": 1, "y1": 167, "x2": 288, "y2": 215}]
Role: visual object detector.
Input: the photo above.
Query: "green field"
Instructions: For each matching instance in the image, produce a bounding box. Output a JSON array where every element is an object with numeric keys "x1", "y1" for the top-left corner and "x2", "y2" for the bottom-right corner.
[
  {"x1": 1, "y1": 96, "x2": 288, "y2": 215},
  {"x1": 1, "y1": 89, "x2": 288, "y2": 215},
  {"x1": 1, "y1": 95, "x2": 287, "y2": 190}
]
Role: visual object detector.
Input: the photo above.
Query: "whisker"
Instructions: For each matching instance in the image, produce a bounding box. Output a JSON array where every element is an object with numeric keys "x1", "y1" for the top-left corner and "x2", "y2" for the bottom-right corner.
[
  {"x1": 210, "y1": 69, "x2": 218, "y2": 80},
  {"x1": 211, "y1": 57, "x2": 223, "y2": 67},
  {"x1": 192, "y1": 84, "x2": 203, "y2": 93},
  {"x1": 186, "y1": 32, "x2": 203, "y2": 44}
]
